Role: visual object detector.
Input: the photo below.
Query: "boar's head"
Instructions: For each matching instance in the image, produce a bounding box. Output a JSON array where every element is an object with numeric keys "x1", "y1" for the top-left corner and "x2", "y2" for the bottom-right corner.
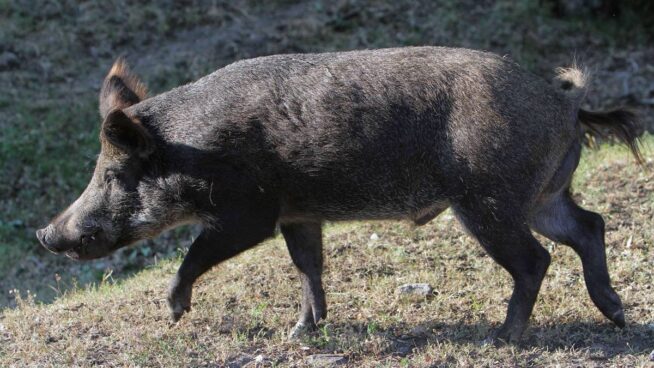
[{"x1": 36, "y1": 59, "x2": 181, "y2": 260}]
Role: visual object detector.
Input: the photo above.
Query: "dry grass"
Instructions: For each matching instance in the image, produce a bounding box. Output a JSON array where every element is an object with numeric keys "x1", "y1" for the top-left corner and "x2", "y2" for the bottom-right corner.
[
  {"x1": 1, "y1": 144, "x2": 652, "y2": 367},
  {"x1": 3, "y1": 0, "x2": 654, "y2": 307}
]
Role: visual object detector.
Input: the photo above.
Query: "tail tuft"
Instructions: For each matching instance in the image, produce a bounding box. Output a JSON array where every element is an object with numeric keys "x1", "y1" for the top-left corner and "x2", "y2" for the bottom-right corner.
[
  {"x1": 579, "y1": 108, "x2": 645, "y2": 165},
  {"x1": 554, "y1": 65, "x2": 589, "y2": 102}
]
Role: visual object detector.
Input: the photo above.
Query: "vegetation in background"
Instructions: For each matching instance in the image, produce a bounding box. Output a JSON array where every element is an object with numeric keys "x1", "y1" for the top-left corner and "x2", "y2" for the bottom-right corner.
[{"x1": 0, "y1": 0, "x2": 652, "y2": 366}]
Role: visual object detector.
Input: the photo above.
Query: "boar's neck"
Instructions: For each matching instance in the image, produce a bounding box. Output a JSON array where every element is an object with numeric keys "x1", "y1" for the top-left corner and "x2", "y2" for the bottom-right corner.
[{"x1": 124, "y1": 69, "x2": 284, "y2": 207}]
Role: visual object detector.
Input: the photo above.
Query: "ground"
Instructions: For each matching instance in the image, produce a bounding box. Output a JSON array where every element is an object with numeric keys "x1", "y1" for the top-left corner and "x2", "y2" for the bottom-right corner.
[
  {"x1": 1, "y1": 0, "x2": 653, "y2": 366},
  {"x1": 1, "y1": 144, "x2": 653, "y2": 366}
]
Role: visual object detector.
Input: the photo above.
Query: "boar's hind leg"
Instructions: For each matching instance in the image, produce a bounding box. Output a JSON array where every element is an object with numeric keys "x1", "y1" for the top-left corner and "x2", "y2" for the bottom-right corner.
[
  {"x1": 454, "y1": 201, "x2": 551, "y2": 343},
  {"x1": 281, "y1": 222, "x2": 326, "y2": 339},
  {"x1": 530, "y1": 191, "x2": 625, "y2": 328},
  {"x1": 168, "y1": 206, "x2": 278, "y2": 322}
]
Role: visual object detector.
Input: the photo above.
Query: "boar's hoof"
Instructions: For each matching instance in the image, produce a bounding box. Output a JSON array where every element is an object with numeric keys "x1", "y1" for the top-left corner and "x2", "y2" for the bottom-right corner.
[
  {"x1": 611, "y1": 309, "x2": 626, "y2": 328},
  {"x1": 288, "y1": 322, "x2": 316, "y2": 340},
  {"x1": 170, "y1": 304, "x2": 191, "y2": 322},
  {"x1": 167, "y1": 284, "x2": 192, "y2": 322},
  {"x1": 483, "y1": 325, "x2": 525, "y2": 346}
]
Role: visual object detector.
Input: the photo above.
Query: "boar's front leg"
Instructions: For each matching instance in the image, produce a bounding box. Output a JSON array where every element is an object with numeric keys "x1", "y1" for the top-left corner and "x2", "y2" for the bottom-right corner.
[
  {"x1": 168, "y1": 204, "x2": 278, "y2": 322},
  {"x1": 280, "y1": 222, "x2": 327, "y2": 339}
]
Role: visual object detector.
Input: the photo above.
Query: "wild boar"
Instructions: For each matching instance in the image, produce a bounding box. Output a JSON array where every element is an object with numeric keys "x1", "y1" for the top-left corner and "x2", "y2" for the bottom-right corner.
[{"x1": 36, "y1": 47, "x2": 642, "y2": 343}]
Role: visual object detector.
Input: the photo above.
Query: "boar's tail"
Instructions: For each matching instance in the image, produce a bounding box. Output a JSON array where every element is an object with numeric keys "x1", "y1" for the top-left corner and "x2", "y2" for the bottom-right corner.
[
  {"x1": 554, "y1": 65, "x2": 589, "y2": 104},
  {"x1": 554, "y1": 64, "x2": 644, "y2": 164},
  {"x1": 578, "y1": 108, "x2": 645, "y2": 165}
]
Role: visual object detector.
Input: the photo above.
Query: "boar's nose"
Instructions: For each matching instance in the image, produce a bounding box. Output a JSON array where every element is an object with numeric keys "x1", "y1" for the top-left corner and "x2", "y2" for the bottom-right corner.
[
  {"x1": 36, "y1": 224, "x2": 58, "y2": 253},
  {"x1": 37, "y1": 221, "x2": 104, "y2": 254}
]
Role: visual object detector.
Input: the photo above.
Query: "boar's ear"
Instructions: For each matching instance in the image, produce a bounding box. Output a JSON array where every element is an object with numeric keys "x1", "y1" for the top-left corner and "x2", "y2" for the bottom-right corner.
[
  {"x1": 102, "y1": 109, "x2": 154, "y2": 158},
  {"x1": 99, "y1": 57, "x2": 148, "y2": 120}
]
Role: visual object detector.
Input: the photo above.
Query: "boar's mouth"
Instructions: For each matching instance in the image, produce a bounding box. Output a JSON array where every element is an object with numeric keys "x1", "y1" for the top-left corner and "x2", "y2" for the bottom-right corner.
[
  {"x1": 64, "y1": 245, "x2": 84, "y2": 260},
  {"x1": 64, "y1": 245, "x2": 111, "y2": 261},
  {"x1": 63, "y1": 235, "x2": 122, "y2": 260}
]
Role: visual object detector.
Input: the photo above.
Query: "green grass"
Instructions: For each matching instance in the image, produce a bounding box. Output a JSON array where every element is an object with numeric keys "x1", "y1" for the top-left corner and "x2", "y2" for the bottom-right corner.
[{"x1": 0, "y1": 96, "x2": 97, "y2": 251}]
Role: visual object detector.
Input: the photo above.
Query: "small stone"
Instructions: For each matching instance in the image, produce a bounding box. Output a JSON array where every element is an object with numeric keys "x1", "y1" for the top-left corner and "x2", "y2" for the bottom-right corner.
[
  {"x1": 306, "y1": 354, "x2": 348, "y2": 367},
  {"x1": 369, "y1": 233, "x2": 379, "y2": 241},
  {"x1": 397, "y1": 283, "x2": 433, "y2": 297},
  {"x1": 254, "y1": 354, "x2": 265, "y2": 363},
  {"x1": 649, "y1": 349, "x2": 654, "y2": 362}
]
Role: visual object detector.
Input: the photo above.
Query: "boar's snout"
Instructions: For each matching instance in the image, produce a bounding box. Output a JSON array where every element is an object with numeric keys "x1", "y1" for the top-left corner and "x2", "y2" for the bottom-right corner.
[
  {"x1": 36, "y1": 221, "x2": 105, "y2": 260},
  {"x1": 36, "y1": 224, "x2": 58, "y2": 252}
]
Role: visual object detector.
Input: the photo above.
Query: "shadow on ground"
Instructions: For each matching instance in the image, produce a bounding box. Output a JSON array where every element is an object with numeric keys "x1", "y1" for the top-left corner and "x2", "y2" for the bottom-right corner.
[
  {"x1": 1, "y1": 225, "x2": 200, "y2": 307},
  {"x1": 297, "y1": 319, "x2": 653, "y2": 358}
]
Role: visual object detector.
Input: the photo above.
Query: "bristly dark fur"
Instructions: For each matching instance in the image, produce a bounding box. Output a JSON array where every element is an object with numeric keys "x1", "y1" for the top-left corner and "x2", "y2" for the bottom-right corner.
[
  {"x1": 38, "y1": 47, "x2": 639, "y2": 343},
  {"x1": 579, "y1": 108, "x2": 644, "y2": 165}
]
